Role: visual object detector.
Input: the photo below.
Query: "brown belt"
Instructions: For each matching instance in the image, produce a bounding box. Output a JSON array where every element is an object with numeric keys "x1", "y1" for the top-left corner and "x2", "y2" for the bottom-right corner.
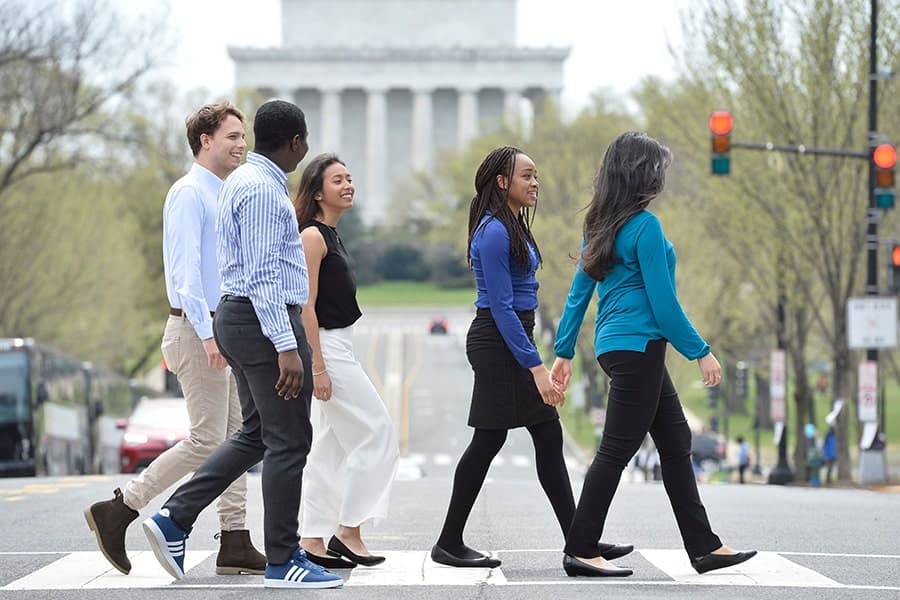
[{"x1": 169, "y1": 308, "x2": 215, "y2": 318}]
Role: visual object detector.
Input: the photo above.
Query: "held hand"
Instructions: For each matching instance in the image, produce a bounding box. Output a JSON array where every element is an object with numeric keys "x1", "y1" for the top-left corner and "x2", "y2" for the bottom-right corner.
[
  {"x1": 276, "y1": 350, "x2": 304, "y2": 399},
  {"x1": 313, "y1": 371, "x2": 332, "y2": 401},
  {"x1": 550, "y1": 357, "x2": 572, "y2": 392},
  {"x1": 530, "y1": 365, "x2": 566, "y2": 407},
  {"x1": 698, "y1": 353, "x2": 721, "y2": 387},
  {"x1": 202, "y1": 338, "x2": 227, "y2": 370}
]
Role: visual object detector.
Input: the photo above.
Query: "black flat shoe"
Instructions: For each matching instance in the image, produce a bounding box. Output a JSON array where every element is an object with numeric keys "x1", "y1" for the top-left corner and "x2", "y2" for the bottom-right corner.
[
  {"x1": 563, "y1": 554, "x2": 633, "y2": 577},
  {"x1": 690, "y1": 550, "x2": 757, "y2": 574},
  {"x1": 326, "y1": 535, "x2": 385, "y2": 567},
  {"x1": 597, "y1": 542, "x2": 634, "y2": 561},
  {"x1": 305, "y1": 551, "x2": 357, "y2": 569},
  {"x1": 430, "y1": 544, "x2": 501, "y2": 568}
]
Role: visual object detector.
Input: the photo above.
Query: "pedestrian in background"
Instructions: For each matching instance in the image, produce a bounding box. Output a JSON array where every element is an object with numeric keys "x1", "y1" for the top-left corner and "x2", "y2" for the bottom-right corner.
[
  {"x1": 432, "y1": 146, "x2": 632, "y2": 570},
  {"x1": 551, "y1": 131, "x2": 757, "y2": 577},
  {"x1": 822, "y1": 422, "x2": 837, "y2": 485},
  {"x1": 293, "y1": 153, "x2": 399, "y2": 569},
  {"x1": 736, "y1": 435, "x2": 750, "y2": 484},
  {"x1": 84, "y1": 101, "x2": 266, "y2": 577},
  {"x1": 141, "y1": 100, "x2": 342, "y2": 589}
]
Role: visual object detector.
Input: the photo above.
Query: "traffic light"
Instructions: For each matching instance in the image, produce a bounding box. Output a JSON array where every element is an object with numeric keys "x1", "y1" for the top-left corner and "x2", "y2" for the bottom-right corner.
[
  {"x1": 873, "y1": 143, "x2": 896, "y2": 209},
  {"x1": 706, "y1": 384, "x2": 720, "y2": 408},
  {"x1": 734, "y1": 361, "x2": 748, "y2": 400},
  {"x1": 709, "y1": 111, "x2": 733, "y2": 175},
  {"x1": 890, "y1": 243, "x2": 900, "y2": 294}
]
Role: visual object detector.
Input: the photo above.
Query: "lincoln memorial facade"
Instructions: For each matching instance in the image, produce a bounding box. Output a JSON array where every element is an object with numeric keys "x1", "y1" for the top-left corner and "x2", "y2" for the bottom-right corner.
[{"x1": 229, "y1": 0, "x2": 568, "y2": 225}]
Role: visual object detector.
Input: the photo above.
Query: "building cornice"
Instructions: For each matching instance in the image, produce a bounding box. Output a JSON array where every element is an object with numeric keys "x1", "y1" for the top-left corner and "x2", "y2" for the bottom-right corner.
[{"x1": 228, "y1": 45, "x2": 570, "y2": 62}]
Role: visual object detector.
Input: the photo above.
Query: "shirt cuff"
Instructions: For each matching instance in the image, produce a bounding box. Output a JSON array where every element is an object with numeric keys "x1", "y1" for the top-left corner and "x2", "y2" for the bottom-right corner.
[
  {"x1": 270, "y1": 330, "x2": 298, "y2": 353},
  {"x1": 193, "y1": 320, "x2": 214, "y2": 341}
]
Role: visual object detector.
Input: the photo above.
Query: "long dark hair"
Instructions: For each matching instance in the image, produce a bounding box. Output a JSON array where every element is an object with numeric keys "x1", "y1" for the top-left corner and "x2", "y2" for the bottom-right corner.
[
  {"x1": 293, "y1": 153, "x2": 346, "y2": 225},
  {"x1": 581, "y1": 132, "x2": 672, "y2": 280},
  {"x1": 466, "y1": 146, "x2": 541, "y2": 268}
]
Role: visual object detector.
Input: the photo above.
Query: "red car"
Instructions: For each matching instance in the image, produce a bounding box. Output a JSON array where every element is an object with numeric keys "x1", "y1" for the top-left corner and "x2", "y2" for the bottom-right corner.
[{"x1": 118, "y1": 397, "x2": 190, "y2": 474}]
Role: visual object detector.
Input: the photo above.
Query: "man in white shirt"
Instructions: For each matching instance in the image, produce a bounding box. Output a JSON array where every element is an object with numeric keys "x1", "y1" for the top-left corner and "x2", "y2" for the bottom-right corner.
[{"x1": 84, "y1": 102, "x2": 265, "y2": 576}]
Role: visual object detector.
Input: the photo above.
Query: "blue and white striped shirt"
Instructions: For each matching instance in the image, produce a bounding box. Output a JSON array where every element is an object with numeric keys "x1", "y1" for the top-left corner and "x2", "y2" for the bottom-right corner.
[{"x1": 217, "y1": 152, "x2": 309, "y2": 352}]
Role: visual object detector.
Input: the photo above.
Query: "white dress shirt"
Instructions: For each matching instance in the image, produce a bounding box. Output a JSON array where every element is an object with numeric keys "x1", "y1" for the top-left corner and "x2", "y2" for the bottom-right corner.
[{"x1": 163, "y1": 162, "x2": 223, "y2": 340}]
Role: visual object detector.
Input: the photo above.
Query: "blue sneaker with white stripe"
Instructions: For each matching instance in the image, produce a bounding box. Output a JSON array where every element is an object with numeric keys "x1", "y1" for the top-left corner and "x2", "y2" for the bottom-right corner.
[
  {"x1": 264, "y1": 547, "x2": 343, "y2": 589},
  {"x1": 142, "y1": 508, "x2": 189, "y2": 580}
]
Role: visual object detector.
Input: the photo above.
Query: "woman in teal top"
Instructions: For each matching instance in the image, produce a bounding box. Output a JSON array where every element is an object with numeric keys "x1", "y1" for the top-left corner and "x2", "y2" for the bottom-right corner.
[{"x1": 551, "y1": 132, "x2": 756, "y2": 578}]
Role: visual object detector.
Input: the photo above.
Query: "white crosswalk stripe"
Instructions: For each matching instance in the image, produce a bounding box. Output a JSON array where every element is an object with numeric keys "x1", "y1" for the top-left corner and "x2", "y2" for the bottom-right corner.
[{"x1": 4, "y1": 549, "x2": 897, "y2": 591}]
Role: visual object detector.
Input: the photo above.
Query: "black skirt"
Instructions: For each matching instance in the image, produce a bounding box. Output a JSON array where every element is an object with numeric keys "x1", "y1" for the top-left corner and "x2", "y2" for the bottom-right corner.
[{"x1": 466, "y1": 308, "x2": 559, "y2": 429}]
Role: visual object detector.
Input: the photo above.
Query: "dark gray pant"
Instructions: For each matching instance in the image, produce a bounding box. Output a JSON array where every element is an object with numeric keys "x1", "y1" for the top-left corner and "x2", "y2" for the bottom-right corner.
[{"x1": 164, "y1": 297, "x2": 313, "y2": 565}]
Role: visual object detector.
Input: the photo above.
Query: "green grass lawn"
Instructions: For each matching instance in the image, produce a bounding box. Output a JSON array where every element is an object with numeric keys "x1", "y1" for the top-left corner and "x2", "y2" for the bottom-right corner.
[{"x1": 356, "y1": 281, "x2": 475, "y2": 307}]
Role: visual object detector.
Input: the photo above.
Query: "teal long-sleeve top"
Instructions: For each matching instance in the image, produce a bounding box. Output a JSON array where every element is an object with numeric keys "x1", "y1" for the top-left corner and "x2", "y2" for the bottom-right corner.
[{"x1": 553, "y1": 210, "x2": 710, "y2": 361}]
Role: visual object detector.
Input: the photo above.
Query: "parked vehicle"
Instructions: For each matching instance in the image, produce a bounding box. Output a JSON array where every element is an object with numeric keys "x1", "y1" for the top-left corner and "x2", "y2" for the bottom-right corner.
[
  {"x1": 429, "y1": 316, "x2": 449, "y2": 334},
  {"x1": 691, "y1": 432, "x2": 727, "y2": 471},
  {"x1": 118, "y1": 396, "x2": 190, "y2": 474},
  {"x1": 0, "y1": 338, "x2": 154, "y2": 477}
]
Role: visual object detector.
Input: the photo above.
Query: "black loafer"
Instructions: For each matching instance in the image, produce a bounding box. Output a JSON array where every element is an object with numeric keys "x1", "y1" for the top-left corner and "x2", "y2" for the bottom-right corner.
[
  {"x1": 326, "y1": 535, "x2": 385, "y2": 567},
  {"x1": 598, "y1": 542, "x2": 634, "y2": 561},
  {"x1": 563, "y1": 554, "x2": 633, "y2": 577},
  {"x1": 690, "y1": 550, "x2": 757, "y2": 574},
  {"x1": 430, "y1": 544, "x2": 501, "y2": 568},
  {"x1": 305, "y1": 551, "x2": 357, "y2": 569}
]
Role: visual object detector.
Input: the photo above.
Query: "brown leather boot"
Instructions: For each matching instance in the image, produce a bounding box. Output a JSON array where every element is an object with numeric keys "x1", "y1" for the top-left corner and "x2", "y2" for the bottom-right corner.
[
  {"x1": 83, "y1": 488, "x2": 139, "y2": 574},
  {"x1": 215, "y1": 529, "x2": 267, "y2": 575}
]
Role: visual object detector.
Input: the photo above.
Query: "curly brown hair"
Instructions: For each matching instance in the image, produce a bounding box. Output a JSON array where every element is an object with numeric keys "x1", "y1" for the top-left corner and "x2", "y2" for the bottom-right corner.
[{"x1": 184, "y1": 101, "x2": 245, "y2": 157}]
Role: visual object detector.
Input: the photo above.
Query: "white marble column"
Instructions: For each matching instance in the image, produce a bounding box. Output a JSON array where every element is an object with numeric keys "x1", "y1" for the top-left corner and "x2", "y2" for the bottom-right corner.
[
  {"x1": 411, "y1": 88, "x2": 434, "y2": 171},
  {"x1": 320, "y1": 88, "x2": 342, "y2": 152},
  {"x1": 365, "y1": 88, "x2": 388, "y2": 222},
  {"x1": 503, "y1": 88, "x2": 523, "y2": 125},
  {"x1": 457, "y1": 87, "x2": 478, "y2": 149}
]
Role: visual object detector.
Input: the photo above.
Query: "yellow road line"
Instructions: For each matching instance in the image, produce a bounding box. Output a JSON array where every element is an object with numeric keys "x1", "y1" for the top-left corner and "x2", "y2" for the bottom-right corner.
[
  {"x1": 3, "y1": 496, "x2": 25, "y2": 502},
  {"x1": 399, "y1": 334, "x2": 423, "y2": 455}
]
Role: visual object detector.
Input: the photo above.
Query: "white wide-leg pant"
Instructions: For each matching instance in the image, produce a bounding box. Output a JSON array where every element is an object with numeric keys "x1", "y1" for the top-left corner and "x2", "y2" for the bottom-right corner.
[{"x1": 300, "y1": 326, "x2": 399, "y2": 537}]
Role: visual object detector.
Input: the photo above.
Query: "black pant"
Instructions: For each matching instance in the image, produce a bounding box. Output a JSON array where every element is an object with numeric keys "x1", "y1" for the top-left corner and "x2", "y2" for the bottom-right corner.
[
  {"x1": 164, "y1": 298, "x2": 313, "y2": 565},
  {"x1": 436, "y1": 419, "x2": 575, "y2": 550},
  {"x1": 564, "y1": 340, "x2": 721, "y2": 558}
]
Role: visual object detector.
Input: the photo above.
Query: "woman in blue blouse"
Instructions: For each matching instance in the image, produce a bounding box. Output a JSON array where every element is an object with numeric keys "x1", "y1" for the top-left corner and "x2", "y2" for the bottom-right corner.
[
  {"x1": 551, "y1": 132, "x2": 756, "y2": 577},
  {"x1": 432, "y1": 146, "x2": 632, "y2": 569}
]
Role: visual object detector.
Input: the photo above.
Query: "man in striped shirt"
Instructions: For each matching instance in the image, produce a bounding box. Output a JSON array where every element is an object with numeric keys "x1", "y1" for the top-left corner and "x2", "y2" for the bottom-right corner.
[{"x1": 142, "y1": 100, "x2": 342, "y2": 589}]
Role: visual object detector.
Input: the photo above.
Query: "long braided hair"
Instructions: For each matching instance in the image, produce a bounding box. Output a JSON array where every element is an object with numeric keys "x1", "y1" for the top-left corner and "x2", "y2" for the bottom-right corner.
[
  {"x1": 581, "y1": 132, "x2": 672, "y2": 280},
  {"x1": 466, "y1": 146, "x2": 542, "y2": 269}
]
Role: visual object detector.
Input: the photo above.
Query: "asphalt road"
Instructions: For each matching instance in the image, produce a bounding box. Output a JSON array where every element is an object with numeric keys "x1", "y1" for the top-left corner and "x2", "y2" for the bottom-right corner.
[{"x1": 1, "y1": 307, "x2": 898, "y2": 599}]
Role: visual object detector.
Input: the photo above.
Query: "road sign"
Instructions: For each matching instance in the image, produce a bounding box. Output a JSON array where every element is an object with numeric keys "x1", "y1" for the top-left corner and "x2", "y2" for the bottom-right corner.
[
  {"x1": 858, "y1": 361, "x2": 878, "y2": 422},
  {"x1": 847, "y1": 297, "x2": 898, "y2": 349},
  {"x1": 770, "y1": 349, "x2": 786, "y2": 422}
]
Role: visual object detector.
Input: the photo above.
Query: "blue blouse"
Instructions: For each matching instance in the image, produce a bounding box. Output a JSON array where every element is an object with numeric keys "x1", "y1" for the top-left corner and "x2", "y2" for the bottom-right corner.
[
  {"x1": 553, "y1": 210, "x2": 709, "y2": 361},
  {"x1": 470, "y1": 215, "x2": 542, "y2": 368}
]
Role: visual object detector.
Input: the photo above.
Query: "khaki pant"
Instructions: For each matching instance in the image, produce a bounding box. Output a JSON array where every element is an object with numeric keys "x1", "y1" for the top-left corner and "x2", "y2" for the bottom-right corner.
[{"x1": 123, "y1": 315, "x2": 246, "y2": 531}]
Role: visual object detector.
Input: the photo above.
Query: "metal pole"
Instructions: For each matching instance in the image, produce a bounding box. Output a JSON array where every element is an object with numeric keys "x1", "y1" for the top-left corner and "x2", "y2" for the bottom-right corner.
[{"x1": 769, "y1": 292, "x2": 793, "y2": 484}]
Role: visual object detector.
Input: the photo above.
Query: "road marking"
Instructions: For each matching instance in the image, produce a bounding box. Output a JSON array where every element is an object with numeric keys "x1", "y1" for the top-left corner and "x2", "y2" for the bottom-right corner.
[
  {"x1": 3, "y1": 496, "x2": 24, "y2": 502},
  {"x1": 433, "y1": 453, "x2": 452, "y2": 466},
  {"x1": 3, "y1": 549, "x2": 897, "y2": 591},
  {"x1": 639, "y1": 550, "x2": 842, "y2": 588},
  {"x1": 511, "y1": 455, "x2": 531, "y2": 468},
  {"x1": 3, "y1": 550, "x2": 214, "y2": 590}
]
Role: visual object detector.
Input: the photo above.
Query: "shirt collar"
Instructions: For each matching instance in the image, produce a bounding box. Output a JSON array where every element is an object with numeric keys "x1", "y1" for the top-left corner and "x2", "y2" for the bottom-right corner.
[
  {"x1": 189, "y1": 162, "x2": 223, "y2": 187},
  {"x1": 246, "y1": 152, "x2": 288, "y2": 189}
]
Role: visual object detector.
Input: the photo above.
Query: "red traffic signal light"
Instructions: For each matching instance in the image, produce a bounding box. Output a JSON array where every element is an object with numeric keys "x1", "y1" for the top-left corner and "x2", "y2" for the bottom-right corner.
[
  {"x1": 709, "y1": 111, "x2": 733, "y2": 176},
  {"x1": 874, "y1": 143, "x2": 896, "y2": 209},
  {"x1": 874, "y1": 143, "x2": 897, "y2": 169},
  {"x1": 892, "y1": 244, "x2": 900, "y2": 267},
  {"x1": 709, "y1": 111, "x2": 733, "y2": 135}
]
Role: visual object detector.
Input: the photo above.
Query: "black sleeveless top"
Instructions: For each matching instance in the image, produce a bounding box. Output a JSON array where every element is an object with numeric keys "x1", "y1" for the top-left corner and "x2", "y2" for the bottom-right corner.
[{"x1": 299, "y1": 220, "x2": 362, "y2": 329}]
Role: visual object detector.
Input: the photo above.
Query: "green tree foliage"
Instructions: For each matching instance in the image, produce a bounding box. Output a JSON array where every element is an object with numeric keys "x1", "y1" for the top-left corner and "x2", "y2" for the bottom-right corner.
[{"x1": 659, "y1": 0, "x2": 900, "y2": 480}]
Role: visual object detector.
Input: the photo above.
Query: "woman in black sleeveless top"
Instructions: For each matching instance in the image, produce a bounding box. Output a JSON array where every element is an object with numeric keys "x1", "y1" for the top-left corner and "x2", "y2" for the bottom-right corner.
[{"x1": 292, "y1": 154, "x2": 399, "y2": 569}]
